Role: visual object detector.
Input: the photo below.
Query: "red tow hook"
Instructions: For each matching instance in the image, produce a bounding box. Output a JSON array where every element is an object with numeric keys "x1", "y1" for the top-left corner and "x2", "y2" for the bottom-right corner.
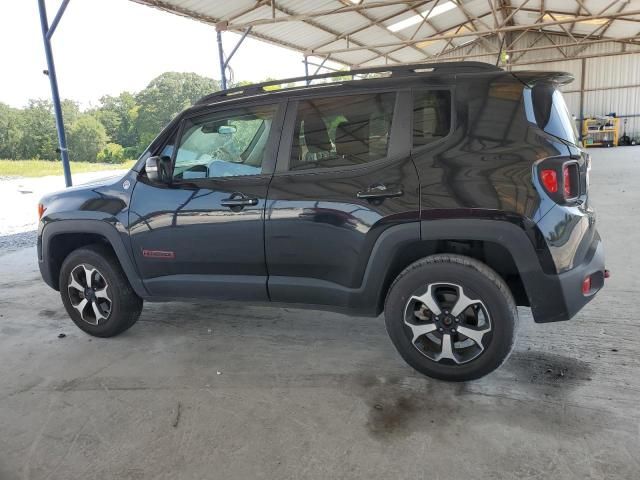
[{"x1": 604, "y1": 269, "x2": 611, "y2": 279}]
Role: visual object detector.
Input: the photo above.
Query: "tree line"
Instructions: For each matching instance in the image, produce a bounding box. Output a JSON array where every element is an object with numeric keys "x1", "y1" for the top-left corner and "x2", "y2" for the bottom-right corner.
[{"x1": 0, "y1": 72, "x2": 220, "y2": 164}]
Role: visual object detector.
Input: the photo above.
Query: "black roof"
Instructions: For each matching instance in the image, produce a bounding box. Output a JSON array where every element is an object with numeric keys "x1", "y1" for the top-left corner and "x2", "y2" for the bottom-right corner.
[{"x1": 195, "y1": 61, "x2": 501, "y2": 106}]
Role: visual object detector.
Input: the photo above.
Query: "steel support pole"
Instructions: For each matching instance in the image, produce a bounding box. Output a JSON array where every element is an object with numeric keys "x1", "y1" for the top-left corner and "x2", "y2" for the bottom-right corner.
[
  {"x1": 304, "y1": 56, "x2": 309, "y2": 85},
  {"x1": 217, "y1": 30, "x2": 227, "y2": 90},
  {"x1": 38, "y1": 0, "x2": 72, "y2": 187},
  {"x1": 579, "y1": 57, "x2": 586, "y2": 140}
]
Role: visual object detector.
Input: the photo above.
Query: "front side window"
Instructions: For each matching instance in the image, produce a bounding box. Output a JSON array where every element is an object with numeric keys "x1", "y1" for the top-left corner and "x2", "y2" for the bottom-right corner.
[
  {"x1": 413, "y1": 90, "x2": 452, "y2": 147},
  {"x1": 290, "y1": 92, "x2": 396, "y2": 171},
  {"x1": 173, "y1": 104, "x2": 278, "y2": 180}
]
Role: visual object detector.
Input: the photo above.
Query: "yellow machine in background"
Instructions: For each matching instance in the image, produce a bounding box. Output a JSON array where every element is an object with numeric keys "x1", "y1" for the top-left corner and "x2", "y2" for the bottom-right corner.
[{"x1": 582, "y1": 116, "x2": 620, "y2": 147}]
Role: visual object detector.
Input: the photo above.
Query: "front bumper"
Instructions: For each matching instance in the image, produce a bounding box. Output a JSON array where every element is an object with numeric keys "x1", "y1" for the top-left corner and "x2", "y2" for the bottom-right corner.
[{"x1": 38, "y1": 257, "x2": 57, "y2": 290}]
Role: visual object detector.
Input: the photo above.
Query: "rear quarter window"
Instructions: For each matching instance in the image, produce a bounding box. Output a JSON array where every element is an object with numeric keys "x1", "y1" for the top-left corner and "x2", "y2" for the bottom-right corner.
[
  {"x1": 524, "y1": 84, "x2": 579, "y2": 146},
  {"x1": 412, "y1": 90, "x2": 452, "y2": 147}
]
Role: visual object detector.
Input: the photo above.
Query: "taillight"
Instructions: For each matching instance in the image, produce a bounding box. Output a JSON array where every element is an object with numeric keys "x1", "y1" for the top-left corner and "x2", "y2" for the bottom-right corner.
[
  {"x1": 538, "y1": 160, "x2": 580, "y2": 203},
  {"x1": 38, "y1": 203, "x2": 46, "y2": 220},
  {"x1": 582, "y1": 276, "x2": 591, "y2": 295},
  {"x1": 563, "y1": 166, "x2": 571, "y2": 197},
  {"x1": 541, "y1": 169, "x2": 558, "y2": 193},
  {"x1": 563, "y1": 163, "x2": 579, "y2": 199}
]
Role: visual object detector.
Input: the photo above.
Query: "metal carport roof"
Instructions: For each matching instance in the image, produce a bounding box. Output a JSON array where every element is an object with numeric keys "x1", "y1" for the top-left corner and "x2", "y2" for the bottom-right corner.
[
  {"x1": 130, "y1": 0, "x2": 640, "y2": 68},
  {"x1": 37, "y1": 0, "x2": 640, "y2": 187}
]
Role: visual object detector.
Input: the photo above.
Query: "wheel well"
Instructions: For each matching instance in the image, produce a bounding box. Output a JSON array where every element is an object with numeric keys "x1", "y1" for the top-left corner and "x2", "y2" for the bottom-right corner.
[
  {"x1": 379, "y1": 239, "x2": 529, "y2": 312},
  {"x1": 47, "y1": 233, "x2": 117, "y2": 290}
]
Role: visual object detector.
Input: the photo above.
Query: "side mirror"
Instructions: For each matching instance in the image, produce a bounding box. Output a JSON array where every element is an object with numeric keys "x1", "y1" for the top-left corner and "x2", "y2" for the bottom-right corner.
[{"x1": 145, "y1": 156, "x2": 161, "y2": 182}]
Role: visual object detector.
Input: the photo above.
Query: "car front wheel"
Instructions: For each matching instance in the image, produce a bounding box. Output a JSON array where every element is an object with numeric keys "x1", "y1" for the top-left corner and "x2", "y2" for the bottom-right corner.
[{"x1": 59, "y1": 244, "x2": 143, "y2": 337}]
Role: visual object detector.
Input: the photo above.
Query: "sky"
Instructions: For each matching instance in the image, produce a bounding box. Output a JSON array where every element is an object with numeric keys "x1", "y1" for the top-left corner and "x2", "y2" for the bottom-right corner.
[{"x1": 0, "y1": 0, "x2": 339, "y2": 109}]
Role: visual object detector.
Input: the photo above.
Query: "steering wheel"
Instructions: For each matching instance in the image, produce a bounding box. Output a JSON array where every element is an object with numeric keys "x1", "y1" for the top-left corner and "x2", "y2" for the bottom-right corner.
[{"x1": 213, "y1": 145, "x2": 243, "y2": 163}]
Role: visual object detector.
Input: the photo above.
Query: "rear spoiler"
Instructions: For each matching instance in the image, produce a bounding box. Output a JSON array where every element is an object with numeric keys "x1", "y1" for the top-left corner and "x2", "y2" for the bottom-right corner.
[{"x1": 511, "y1": 71, "x2": 574, "y2": 87}]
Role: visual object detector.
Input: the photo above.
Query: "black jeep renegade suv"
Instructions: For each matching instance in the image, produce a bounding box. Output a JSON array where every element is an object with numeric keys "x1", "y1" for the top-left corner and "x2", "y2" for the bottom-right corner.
[{"x1": 37, "y1": 62, "x2": 605, "y2": 381}]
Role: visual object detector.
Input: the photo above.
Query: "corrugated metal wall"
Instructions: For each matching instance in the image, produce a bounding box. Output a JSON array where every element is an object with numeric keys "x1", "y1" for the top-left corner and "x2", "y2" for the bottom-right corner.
[{"x1": 438, "y1": 33, "x2": 640, "y2": 138}]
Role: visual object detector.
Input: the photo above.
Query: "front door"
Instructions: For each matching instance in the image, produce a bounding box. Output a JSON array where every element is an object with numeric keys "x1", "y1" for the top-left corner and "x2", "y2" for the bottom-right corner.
[{"x1": 129, "y1": 101, "x2": 284, "y2": 301}]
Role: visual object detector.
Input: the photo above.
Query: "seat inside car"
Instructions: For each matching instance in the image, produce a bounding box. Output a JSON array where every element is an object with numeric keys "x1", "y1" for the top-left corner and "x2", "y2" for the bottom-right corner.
[
  {"x1": 302, "y1": 112, "x2": 333, "y2": 163},
  {"x1": 335, "y1": 118, "x2": 369, "y2": 163}
]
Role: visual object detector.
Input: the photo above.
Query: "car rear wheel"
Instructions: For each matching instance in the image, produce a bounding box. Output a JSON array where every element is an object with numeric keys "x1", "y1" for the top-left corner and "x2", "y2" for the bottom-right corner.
[
  {"x1": 59, "y1": 244, "x2": 143, "y2": 337},
  {"x1": 384, "y1": 254, "x2": 518, "y2": 381}
]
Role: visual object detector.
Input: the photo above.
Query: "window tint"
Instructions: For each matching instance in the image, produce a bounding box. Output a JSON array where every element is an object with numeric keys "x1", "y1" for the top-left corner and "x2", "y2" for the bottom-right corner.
[
  {"x1": 173, "y1": 104, "x2": 278, "y2": 180},
  {"x1": 290, "y1": 92, "x2": 396, "y2": 171},
  {"x1": 525, "y1": 85, "x2": 579, "y2": 146},
  {"x1": 413, "y1": 90, "x2": 451, "y2": 147}
]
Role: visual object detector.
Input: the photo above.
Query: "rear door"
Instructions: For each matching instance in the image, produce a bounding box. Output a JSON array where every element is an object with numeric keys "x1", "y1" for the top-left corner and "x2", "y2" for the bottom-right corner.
[
  {"x1": 265, "y1": 89, "x2": 420, "y2": 307},
  {"x1": 129, "y1": 100, "x2": 285, "y2": 300}
]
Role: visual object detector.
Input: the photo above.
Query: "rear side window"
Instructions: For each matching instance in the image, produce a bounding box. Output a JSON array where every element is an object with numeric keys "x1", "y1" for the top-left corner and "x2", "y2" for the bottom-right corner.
[
  {"x1": 413, "y1": 90, "x2": 452, "y2": 147},
  {"x1": 289, "y1": 92, "x2": 396, "y2": 171}
]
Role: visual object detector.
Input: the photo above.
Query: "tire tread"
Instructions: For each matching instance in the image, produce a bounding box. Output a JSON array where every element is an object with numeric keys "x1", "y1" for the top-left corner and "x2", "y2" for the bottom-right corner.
[
  {"x1": 384, "y1": 253, "x2": 518, "y2": 380},
  {"x1": 59, "y1": 243, "x2": 143, "y2": 337}
]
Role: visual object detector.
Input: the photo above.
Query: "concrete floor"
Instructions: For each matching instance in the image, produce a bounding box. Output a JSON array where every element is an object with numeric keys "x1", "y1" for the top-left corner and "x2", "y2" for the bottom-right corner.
[{"x1": 1, "y1": 147, "x2": 639, "y2": 480}]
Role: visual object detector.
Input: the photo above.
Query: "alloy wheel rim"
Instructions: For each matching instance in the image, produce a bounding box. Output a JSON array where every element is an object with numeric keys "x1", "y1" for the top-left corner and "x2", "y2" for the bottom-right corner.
[
  {"x1": 403, "y1": 282, "x2": 492, "y2": 365},
  {"x1": 67, "y1": 264, "x2": 112, "y2": 325}
]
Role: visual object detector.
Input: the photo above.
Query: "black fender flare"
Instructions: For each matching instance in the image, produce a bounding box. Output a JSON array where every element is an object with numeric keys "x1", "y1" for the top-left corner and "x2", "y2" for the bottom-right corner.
[
  {"x1": 39, "y1": 219, "x2": 148, "y2": 298},
  {"x1": 419, "y1": 218, "x2": 544, "y2": 277},
  {"x1": 355, "y1": 219, "x2": 564, "y2": 322}
]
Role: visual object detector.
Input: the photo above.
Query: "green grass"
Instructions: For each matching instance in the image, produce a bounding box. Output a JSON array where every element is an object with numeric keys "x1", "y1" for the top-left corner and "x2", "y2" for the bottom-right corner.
[{"x1": 0, "y1": 159, "x2": 136, "y2": 178}]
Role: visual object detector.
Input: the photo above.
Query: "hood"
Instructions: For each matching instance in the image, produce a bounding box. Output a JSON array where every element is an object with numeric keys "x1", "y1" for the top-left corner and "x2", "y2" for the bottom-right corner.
[
  {"x1": 40, "y1": 173, "x2": 124, "y2": 204},
  {"x1": 39, "y1": 171, "x2": 133, "y2": 220}
]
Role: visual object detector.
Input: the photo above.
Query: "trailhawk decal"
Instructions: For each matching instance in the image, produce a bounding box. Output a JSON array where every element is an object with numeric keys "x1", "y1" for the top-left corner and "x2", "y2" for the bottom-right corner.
[{"x1": 142, "y1": 249, "x2": 176, "y2": 259}]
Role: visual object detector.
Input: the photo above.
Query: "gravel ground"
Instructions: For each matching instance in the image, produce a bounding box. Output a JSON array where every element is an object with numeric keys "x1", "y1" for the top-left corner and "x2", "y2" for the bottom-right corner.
[
  {"x1": 0, "y1": 230, "x2": 37, "y2": 253},
  {"x1": 0, "y1": 170, "x2": 126, "y2": 255}
]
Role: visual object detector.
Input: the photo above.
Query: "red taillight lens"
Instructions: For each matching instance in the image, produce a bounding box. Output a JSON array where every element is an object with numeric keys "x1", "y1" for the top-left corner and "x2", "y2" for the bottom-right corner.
[
  {"x1": 540, "y1": 169, "x2": 558, "y2": 193},
  {"x1": 582, "y1": 276, "x2": 591, "y2": 295},
  {"x1": 38, "y1": 203, "x2": 46, "y2": 220},
  {"x1": 539, "y1": 162, "x2": 580, "y2": 202},
  {"x1": 563, "y1": 165, "x2": 572, "y2": 197}
]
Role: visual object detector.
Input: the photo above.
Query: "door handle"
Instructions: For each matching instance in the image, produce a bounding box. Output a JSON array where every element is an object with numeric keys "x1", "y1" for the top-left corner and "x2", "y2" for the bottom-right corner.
[
  {"x1": 356, "y1": 183, "x2": 404, "y2": 199},
  {"x1": 221, "y1": 194, "x2": 259, "y2": 208}
]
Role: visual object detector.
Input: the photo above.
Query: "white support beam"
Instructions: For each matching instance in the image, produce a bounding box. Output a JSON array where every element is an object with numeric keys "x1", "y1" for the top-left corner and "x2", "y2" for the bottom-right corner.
[{"x1": 311, "y1": 9, "x2": 640, "y2": 55}]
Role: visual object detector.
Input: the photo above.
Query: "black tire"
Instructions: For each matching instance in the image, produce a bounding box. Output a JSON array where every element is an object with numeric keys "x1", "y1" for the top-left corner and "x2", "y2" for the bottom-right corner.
[
  {"x1": 384, "y1": 254, "x2": 518, "y2": 381},
  {"x1": 59, "y1": 244, "x2": 143, "y2": 338}
]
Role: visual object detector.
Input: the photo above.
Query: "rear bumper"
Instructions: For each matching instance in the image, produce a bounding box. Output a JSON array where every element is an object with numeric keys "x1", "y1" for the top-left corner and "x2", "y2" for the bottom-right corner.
[{"x1": 530, "y1": 232, "x2": 605, "y2": 322}]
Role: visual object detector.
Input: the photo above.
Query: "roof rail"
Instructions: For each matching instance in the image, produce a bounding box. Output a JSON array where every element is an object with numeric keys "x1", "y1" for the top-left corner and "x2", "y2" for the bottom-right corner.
[{"x1": 195, "y1": 61, "x2": 501, "y2": 105}]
